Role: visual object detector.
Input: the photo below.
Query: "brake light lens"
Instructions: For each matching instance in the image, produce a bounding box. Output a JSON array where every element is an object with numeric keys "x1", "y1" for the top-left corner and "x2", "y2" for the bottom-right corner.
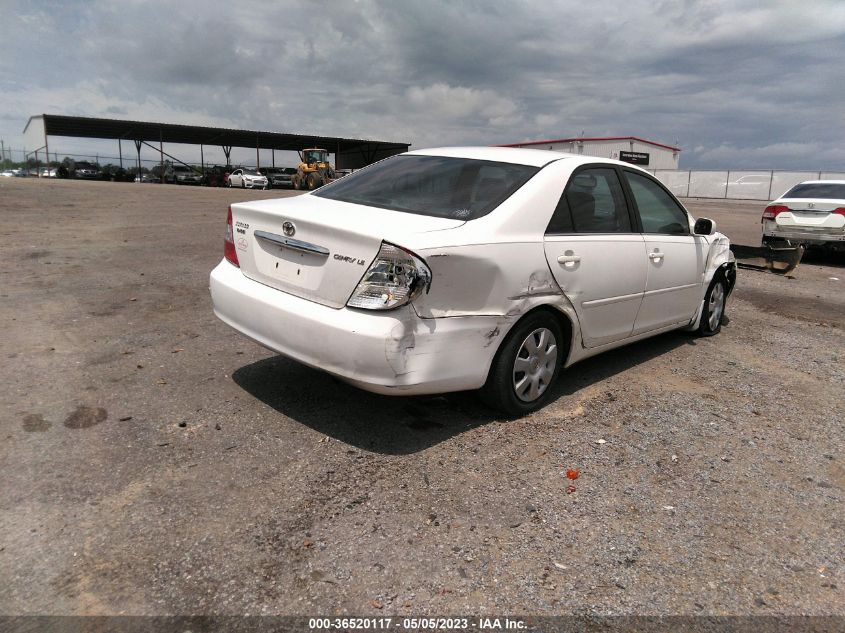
[
  {"x1": 346, "y1": 242, "x2": 431, "y2": 310},
  {"x1": 833, "y1": 207, "x2": 845, "y2": 217},
  {"x1": 224, "y1": 206, "x2": 240, "y2": 267},
  {"x1": 762, "y1": 204, "x2": 788, "y2": 221}
]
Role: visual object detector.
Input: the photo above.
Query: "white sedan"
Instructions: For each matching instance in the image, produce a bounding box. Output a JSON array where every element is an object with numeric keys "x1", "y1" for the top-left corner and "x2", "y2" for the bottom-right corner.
[
  {"x1": 763, "y1": 180, "x2": 845, "y2": 250},
  {"x1": 210, "y1": 147, "x2": 736, "y2": 415},
  {"x1": 227, "y1": 168, "x2": 268, "y2": 189}
]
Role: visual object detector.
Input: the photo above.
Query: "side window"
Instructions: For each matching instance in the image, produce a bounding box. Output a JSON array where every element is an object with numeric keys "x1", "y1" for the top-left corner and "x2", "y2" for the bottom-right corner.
[
  {"x1": 626, "y1": 172, "x2": 690, "y2": 235},
  {"x1": 546, "y1": 193, "x2": 574, "y2": 234},
  {"x1": 551, "y1": 168, "x2": 631, "y2": 234}
]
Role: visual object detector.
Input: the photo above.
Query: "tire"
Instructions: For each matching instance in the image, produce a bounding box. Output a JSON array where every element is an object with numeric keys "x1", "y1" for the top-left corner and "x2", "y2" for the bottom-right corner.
[
  {"x1": 306, "y1": 172, "x2": 322, "y2": 190},
  {"x1": 698, "y1": 276, "x2": 727, "y2": 337},
  {"x1": 480, "y1": 311, "x2": 565, "y2": 416}
]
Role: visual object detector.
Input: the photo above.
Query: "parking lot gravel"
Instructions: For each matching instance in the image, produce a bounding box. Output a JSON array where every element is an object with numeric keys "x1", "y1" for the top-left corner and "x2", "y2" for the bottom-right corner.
[{"x1": 0, "y1": 178, "x2": 842, "y2": 616}]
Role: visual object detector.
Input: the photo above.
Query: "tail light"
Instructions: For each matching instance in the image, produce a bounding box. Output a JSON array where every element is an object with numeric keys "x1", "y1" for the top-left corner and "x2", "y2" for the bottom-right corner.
[
  {"x1": 833, "y1": 208, "x2": 845, "y2": 217},
  {"x1": 346, "y1": 242, "x2": 431, "y2": 310},
  {"x1": 761, "y1": 204, "x2": 788, "y2": 221},
  {"x1": 224, "y1": 206, "x2": 240, "y2": 267}
]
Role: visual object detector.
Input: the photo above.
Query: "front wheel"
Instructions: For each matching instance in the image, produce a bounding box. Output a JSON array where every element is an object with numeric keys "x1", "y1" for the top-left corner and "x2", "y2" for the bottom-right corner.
[
  {"x1": 480, "y1": 311, "x2": 565, "y2": 416},
  {"x1": 306, "y1": 172, "x2": 322, "y2": 190},
  {"x1": 698, "y1": 277, "x2": 727, "y2": 336}
]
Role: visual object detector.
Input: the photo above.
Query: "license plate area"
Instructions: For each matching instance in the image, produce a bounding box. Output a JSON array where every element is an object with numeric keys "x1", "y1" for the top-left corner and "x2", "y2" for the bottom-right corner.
[{"x1": 254, "y1": 238, "x2": 327, "y2": 289}]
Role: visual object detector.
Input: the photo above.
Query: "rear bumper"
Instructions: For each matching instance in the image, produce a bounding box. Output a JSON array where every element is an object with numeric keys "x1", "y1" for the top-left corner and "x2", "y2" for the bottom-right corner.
[
  {"x1": 764, "y1": 228, "x2": 845, "y2": 245},
  {"x1": 209, "y1": 260, "x2": 504, "y2": 395}
]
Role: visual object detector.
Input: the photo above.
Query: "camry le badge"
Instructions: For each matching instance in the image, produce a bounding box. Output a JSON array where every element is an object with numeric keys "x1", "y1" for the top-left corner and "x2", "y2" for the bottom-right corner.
[{"x1": 282, "y1": 221, "x2": 295, "y2": 236}]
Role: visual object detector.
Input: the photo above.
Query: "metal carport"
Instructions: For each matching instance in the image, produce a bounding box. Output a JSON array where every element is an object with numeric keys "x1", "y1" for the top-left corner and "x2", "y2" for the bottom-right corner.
[{"x1": 22, "y1": 114, "x2": 410, "y2": 175}]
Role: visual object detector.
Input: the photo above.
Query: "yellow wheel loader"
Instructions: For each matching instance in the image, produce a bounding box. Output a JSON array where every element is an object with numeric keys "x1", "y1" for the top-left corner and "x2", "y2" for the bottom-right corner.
[{"x1": 292, "y1": 148, "x2": 336, "y2": 190}]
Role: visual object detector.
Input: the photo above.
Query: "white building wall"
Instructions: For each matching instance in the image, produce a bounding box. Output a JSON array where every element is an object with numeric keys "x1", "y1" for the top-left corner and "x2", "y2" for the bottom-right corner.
[
  {"x1": 23, "y1": 115, "x2": 48, "y2": 155},
  {"x1": 509, "y1": 138, "x2": 679, "y2": 169}
]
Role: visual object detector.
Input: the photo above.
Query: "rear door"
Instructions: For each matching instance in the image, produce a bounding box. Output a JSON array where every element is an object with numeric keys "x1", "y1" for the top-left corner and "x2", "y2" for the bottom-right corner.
[
  {"x1": 543, "y1": 166, "x2": 647, "y2": 348},
  {"x1": 623, "y1": 170, "x2": 706, "y2": 334}
]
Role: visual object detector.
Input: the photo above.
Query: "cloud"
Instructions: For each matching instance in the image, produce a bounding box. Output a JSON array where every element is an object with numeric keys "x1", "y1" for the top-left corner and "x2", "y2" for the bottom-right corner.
[
  {"x1": 406, "y1": 83, "x2": 518, "y2": 123},
  {"x1": 1, "y1": 0, "x2": 843, "y2": 168},
  {"x1": 693, "y1": 142, "x2": 845, "y2": 171}
]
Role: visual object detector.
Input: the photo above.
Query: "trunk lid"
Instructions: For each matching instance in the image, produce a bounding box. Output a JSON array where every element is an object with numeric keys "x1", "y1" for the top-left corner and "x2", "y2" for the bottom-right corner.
[
  {"x1": 231, "y1": 194, "x2": 464, "y2": 308},
  {"x1": 777, "y1": 198, "x2": 845, "y2": 230}
]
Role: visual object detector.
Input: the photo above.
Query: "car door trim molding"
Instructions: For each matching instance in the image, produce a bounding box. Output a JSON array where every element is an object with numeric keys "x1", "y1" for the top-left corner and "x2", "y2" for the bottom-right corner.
[
  {"x1": 642, "y1": 283, "x2": 700, "y2": 298},
  {"x1": 254, "y1": 230, "x2": 330, "y2": 256},
  {"x1": 582, "y1": 291, "x2": 642, "y2": 309}
]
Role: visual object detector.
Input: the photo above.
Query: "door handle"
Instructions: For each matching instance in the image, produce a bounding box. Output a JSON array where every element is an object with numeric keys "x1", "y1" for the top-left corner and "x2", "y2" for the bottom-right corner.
[
  {"x1": 649, "y1": 252, "x2": 664, "y2": 261},
  {"x1": 557, "y1": 255, "x2": 581, "y2": 265}
]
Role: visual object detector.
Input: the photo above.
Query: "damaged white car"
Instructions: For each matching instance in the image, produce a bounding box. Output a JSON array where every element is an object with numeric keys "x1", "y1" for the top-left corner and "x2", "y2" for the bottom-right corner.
[{"x1": 210, "y1": 147, "x2": 736, "y2": 415}]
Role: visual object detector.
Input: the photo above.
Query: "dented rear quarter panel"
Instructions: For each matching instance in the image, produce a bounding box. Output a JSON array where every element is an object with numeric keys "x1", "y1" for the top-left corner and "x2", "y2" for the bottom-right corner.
[
  {"x1": 407, "y1": 158, "x2": 579, "y2": 320},
  {"x1": 405, "y1": 158, "x2": 586, "y2": 365}
]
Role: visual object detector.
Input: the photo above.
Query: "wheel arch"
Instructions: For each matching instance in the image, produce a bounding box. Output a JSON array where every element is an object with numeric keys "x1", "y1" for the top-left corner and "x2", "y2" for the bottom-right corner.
[
  {"x1": 688, "y1": 259, "x2": 736, "y2": 331},
  {"x1": 483, "y1": 301, "x2": 578, "y2": 384}
]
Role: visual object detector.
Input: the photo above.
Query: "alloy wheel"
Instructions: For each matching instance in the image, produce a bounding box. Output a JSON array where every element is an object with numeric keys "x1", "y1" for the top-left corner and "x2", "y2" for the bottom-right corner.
[{"x1": 512, "y1": 327, "x2": 558, "y2": 402}]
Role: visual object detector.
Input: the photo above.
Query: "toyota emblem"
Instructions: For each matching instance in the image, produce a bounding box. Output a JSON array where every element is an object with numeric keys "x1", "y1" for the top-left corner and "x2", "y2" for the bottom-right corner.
[{"x1": 282, "y1": 221, "x2": 295, "y2": 237}]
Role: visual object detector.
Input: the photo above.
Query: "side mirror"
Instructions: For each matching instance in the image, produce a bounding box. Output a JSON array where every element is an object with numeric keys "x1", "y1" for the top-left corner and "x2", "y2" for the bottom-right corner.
[{"x1": 694, "y1": 217, "x2": 716, "y2": 236}]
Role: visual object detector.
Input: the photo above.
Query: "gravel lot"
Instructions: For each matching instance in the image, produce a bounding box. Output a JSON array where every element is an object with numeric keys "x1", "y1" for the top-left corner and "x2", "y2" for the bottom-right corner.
[{"x1": 1, "y1": 178, "x2": 842, "y2": 617}]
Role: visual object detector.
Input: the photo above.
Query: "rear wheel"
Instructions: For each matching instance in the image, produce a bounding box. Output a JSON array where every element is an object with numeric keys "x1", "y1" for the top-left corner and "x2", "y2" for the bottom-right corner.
[
  {"x1": 480, "y1": 311, "x2": 565, "y2": 416},
  {"x1": 698, "y1": 276, "x2": 727, "y2": 336}
]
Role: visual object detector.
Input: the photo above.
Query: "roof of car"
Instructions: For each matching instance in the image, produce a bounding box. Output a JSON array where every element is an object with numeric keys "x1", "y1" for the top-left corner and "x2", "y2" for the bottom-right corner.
[
  {"x1": 790, "y1": 180, "x2": 845, "y2": 185},
  {"x1": 406, "y1": 146, "x2": 579, "y2": 167},
  {"x1": 406, "y1": 146, "x2": 642, "y2": 170}
]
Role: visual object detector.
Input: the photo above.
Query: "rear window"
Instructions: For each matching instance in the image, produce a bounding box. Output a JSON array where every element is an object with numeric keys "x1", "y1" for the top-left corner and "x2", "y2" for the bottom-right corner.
[
  {"x1": 782, "y1": 183, "x2": 845, "y2": 199},
  {"x1": 313, "y1": 155, "x2": 539, "y2": 220}
]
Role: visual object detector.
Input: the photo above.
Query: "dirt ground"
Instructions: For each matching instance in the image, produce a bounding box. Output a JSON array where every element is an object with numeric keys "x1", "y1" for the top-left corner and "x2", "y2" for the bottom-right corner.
[{"x1": 0, "y1": 178, "x2": 842, "y2": 617}]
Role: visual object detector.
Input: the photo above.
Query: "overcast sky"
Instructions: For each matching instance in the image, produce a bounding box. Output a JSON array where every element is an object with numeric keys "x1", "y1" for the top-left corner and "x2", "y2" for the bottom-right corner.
[{"x1": 2, "y1": 0, "x2": 844, "y2": 169}]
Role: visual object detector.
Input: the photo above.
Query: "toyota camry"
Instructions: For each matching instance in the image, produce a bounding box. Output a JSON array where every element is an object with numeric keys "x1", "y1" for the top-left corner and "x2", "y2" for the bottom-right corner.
[{"x1": 210, "y1": 147, "x2": 735, "y2": 415}]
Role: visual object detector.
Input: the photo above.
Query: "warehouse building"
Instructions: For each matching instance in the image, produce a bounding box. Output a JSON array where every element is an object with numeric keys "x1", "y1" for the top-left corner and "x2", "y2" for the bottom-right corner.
[{"x1": 500, "y1": 136, "x2": 681, "y2": 169}]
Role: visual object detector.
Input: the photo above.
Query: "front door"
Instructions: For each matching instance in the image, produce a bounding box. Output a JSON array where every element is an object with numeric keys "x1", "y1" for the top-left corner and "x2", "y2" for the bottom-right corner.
[{"x1": 623, "y1": 170, "x2": 706, "y2": 334}]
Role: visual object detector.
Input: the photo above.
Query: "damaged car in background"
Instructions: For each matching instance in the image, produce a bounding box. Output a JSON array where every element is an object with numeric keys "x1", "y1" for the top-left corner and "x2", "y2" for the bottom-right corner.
[
  {"x1": 762, "y1": 180, "x2": 845, "y2": 251},
  {"x1": 210, "y1": 148, "x2": 736, "y2": 415}
]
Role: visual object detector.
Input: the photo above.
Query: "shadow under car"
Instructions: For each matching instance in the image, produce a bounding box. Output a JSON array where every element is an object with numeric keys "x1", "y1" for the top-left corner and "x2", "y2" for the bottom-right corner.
[{"x1": 231, "y1": 329, "x2": 695, "y2": 455}]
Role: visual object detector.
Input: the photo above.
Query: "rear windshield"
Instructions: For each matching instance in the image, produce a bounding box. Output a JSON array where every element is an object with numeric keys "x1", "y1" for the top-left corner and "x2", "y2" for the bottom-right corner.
[
  {"x1": 313, "y1": 155, "x2": 540, "y2": 220},
  {"x1": 783, "y1": 183, "x2": 845, "y2": 199}
]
